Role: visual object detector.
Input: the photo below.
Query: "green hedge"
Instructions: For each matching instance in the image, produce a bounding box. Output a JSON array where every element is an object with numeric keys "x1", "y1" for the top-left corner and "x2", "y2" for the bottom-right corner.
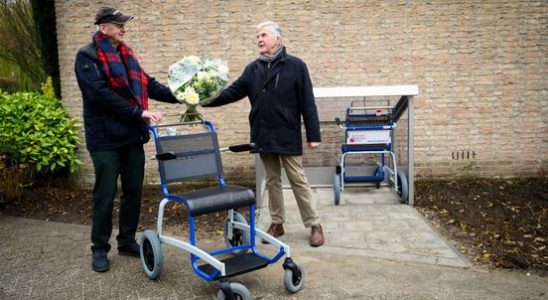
[{"x1": 0, "y1": 91, "x2": 81, "y2": 173}]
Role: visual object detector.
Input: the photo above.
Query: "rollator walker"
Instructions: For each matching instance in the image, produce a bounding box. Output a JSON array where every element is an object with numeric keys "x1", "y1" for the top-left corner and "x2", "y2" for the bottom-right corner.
[
  {"x1": 333, "y1": 99, "x2": 409, "y2": 205},
  {"x1": 140, "y1": 120, "x2": 304, "y2": 300}
]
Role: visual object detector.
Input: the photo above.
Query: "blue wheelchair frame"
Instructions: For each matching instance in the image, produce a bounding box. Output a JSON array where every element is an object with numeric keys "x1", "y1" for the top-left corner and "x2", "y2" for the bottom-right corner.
[{"x1": 140, "y1": 120, "x2": 304, "y2": 298}]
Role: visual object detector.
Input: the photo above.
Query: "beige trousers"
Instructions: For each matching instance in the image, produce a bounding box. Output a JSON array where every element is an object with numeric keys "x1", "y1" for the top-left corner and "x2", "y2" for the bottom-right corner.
[{"x1": 260, "y1": 153, "x2": 320, "y2": 228}]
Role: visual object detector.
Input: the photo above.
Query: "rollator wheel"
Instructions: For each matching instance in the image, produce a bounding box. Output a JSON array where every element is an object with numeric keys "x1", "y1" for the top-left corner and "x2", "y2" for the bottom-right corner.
[
  {"x1": 223, "y1": 211, "x2": 250, "y2": 255},
  {"x1": 333, "y1": 172, "x2": 341, "y2": 205},
  {"x1": 283, "y1": 262, "x2": 305, "y2": 293},
  {"x1": 140, "y1": 230, "x2": 163, "y2": 280},
  {"x1": 397, "y1": 170, "x2": 409, "y2": 204},
  {"x1": 374, "y1": 166, "x2": 382, "y2": 189},
  {"x1": 216, "y1": 282, "x2": 251, "y2": 300}
]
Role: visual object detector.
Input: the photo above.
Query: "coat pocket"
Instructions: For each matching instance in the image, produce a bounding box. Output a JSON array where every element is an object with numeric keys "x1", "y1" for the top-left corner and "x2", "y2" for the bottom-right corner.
[
  {"x1": 284, "y1": 107, "x2": 300, "y2": 130},
  {"x1": 104, "y1": 118, "x2": 132, "y2": 139}
]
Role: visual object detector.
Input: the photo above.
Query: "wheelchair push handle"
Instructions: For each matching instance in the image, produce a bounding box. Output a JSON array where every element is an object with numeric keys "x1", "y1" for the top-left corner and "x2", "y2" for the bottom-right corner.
[
  {"x1": 155, "y1": 151, "x2": 177, "y2": 161},
  {"x1": 220, "y1": 142, "x2": 256, "y2": 153}
]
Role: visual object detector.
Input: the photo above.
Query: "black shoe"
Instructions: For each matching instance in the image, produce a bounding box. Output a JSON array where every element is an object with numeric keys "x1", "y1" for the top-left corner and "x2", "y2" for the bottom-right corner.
[
  {"x1": 118, "y1": 241, "x2": 140, "y2": 257},
  {"x1": 92, "y1": 250, "x2": 110, "y2": 272}
]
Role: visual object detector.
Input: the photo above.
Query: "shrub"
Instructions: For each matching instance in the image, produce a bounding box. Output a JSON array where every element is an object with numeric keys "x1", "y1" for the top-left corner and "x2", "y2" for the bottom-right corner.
[
  {"x1": 0, "y1": 152, "x2": 33, "y2": 204},
  {"x1": 0, "y1": 90, "x2": 82, "y2": 173}
]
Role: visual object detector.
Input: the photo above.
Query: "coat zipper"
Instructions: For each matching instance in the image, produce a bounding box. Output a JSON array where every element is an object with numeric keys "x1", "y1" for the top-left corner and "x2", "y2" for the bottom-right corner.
[{"x1": 93, "y1": 63, "x2": 101, "y2": 78}]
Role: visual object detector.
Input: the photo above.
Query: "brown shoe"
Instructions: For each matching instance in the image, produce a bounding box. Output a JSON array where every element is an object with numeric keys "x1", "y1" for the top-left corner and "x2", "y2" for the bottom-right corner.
[
  {"x1": 262, "y1": 223, "x2": 284, "y2": 244},
  {"x1": 309, "y1": 224, "x2": 325, "y2": 247}
]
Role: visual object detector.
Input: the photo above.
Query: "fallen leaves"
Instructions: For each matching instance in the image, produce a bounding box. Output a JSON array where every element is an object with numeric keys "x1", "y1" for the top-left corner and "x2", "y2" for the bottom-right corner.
[{"x1": 415, "y1": 176, "x2": 547, "y2": 275}]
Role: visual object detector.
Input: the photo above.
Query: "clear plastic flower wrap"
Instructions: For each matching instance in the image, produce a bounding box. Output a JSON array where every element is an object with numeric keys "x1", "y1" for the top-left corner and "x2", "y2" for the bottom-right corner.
[{"x1": 168, "y1": 56, "x2": 228, "y2": 122}]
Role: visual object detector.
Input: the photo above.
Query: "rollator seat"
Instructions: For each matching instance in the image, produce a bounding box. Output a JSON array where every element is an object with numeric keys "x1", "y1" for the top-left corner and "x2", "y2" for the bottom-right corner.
[
  {"x1": 342, "y1": 143, "x2": 390, "y2": 152},
  {"x1": 180, "y1": 185, "x2": 255, "y2": 217}
]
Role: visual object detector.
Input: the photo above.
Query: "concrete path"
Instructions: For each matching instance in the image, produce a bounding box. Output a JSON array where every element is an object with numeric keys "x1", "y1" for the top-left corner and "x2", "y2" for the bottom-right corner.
[
  {"x1": 0, "y1": 188, "x2": 546, "y2": 299},
  {"x1": 257, "y1": 187, "x2": 469, "y2": 268}
]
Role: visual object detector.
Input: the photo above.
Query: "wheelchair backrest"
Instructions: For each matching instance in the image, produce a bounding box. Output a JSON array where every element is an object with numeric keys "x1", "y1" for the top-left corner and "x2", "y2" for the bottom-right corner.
[{"x1": 155, "y1": 131, "x2": 223, "y2": 184}]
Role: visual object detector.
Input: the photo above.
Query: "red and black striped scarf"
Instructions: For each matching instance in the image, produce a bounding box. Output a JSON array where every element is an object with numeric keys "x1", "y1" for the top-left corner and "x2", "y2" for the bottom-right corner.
[{"x1": 94, "y1": 31, "x2": 148, "y2": 109}]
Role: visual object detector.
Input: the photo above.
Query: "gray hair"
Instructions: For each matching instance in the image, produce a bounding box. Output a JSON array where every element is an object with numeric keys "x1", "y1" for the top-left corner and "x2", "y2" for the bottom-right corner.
[{"x1": 256, "y1": 21, "x2": 282, "y2": 37}]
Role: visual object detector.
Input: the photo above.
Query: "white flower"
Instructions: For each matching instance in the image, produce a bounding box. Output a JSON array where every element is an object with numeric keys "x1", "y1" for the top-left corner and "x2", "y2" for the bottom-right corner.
[
  {"x1": 196, "y1": 71, "x2": 210, "y2": 82},
  {"x1": 183, "y1": 87, "x2": 200, "y2": 105}
]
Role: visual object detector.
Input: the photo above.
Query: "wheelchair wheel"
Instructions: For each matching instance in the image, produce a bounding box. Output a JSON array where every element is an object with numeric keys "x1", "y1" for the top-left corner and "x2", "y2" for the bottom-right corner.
[
  {"x1": 333, "y1": 172, "x2": 341, "y2": 205},
  {"x1": 397, "y1": 170, "x2": 409, "y2": 204},
  {"x1": 140, "y1": 230, "x2": 163, "y2": 280},
  {"x1": 223, "y1": 211, "x2": 250, "y2": 255},
  {"x1": 216, "y1": 282, "x2": 251, "y2": 300},
  {"x1": 283, "y1": 262, "x2": 305, "y2": 293}
]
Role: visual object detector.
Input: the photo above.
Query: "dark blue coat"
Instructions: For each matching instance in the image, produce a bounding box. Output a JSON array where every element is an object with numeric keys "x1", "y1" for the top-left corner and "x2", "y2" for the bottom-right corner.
[
  {"x1": 204, "y1": 48, "x2": 321, "y2": 155},
  {"x1": 74, "y1": 42, "x2": 177, "y2": 151}
]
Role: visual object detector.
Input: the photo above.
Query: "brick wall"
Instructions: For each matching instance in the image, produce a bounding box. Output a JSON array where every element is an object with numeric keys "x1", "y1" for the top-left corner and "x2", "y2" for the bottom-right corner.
[{"x1": 55, "y1": 0, "x2": 547, "y2": 185}]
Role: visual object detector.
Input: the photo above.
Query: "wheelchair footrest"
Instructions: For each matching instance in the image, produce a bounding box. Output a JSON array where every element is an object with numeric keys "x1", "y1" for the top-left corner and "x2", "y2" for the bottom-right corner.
[{"x1": 199, "y1": 253, "x2": 269, "y2": 279}]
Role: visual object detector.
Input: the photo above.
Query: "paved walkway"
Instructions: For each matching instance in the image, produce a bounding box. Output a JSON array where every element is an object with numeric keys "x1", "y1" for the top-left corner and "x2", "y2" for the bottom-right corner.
[
  {"x1": 1, "y1": 188, "x2": 546, "y2": 299},
  {"x1": 257, "y1": 187, "x2": 469, "y2": 268}
]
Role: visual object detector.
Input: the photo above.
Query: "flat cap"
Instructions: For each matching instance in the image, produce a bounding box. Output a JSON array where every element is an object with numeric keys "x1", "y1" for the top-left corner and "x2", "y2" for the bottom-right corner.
[{"x1": 94, "y1": 7, "x2": 133, "y2": 25}]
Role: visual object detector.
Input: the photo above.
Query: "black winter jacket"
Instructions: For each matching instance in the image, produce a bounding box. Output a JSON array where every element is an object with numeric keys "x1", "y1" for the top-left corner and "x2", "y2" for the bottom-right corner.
[
  {"x1": 74, "y1": 41, "x2": 178, "y2": 151},
  {"x1": 204, "y1": 48, "x2": 321, "y2": 155}
]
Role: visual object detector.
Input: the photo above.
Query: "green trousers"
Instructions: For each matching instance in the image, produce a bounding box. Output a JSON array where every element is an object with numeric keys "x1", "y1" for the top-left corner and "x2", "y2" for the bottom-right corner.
[{"x1": 89, "y1": 144, "x2": 145, "y2": 253}]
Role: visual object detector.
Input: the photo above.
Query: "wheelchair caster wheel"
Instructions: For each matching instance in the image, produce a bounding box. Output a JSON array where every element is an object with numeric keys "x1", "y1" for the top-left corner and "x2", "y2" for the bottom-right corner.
[
  {"x1": 216, "y1": 282, "x2": 250, "y2": 300},
  {"x1": 282, "y1": 259, "x2": 305, "y2": 293}
]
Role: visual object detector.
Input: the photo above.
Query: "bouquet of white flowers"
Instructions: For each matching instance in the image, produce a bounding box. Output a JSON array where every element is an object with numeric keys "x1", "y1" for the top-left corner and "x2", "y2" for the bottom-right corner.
[{"x1": 168, "y1": 56, "x2": 229, "y2": 122}]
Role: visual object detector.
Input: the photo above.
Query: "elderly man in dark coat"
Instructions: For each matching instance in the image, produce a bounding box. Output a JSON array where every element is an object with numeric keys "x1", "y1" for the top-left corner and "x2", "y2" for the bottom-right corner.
[
  {"x1": 204, "y1": 21, "x2": 325, "y2": 247},
  {"x1": 74, "y1": 6, "x2": 178, "y2": 272}
]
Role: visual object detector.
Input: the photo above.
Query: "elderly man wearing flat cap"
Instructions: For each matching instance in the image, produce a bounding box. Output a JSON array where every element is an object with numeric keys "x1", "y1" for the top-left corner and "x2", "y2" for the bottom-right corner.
[{"x1": 75, "y1": 6, "x2": 178, "y2": 272}]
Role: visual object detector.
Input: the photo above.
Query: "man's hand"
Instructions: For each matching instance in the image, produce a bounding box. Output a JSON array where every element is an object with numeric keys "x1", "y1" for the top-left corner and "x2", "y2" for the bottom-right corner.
[
  {"x1": 307, "y1": 142, "x2": 320, "y2": 150},
  {"x1": 198, "y1": 92, "x2": 221, "y2": 107},
  {"x1": 142, "y1": 110, "x2": 164, "y2": 124}
]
